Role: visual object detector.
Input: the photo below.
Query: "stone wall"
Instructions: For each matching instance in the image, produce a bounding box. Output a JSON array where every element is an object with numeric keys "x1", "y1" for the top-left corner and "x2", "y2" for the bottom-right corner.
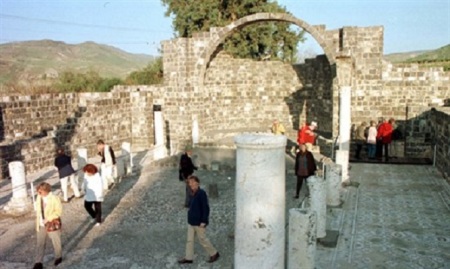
[
  {"x1": 2, "y1": 14, "x2": 449, "y2": 180},
  {"x1": 0, "y1": 91, "x2": 153, "y2": 179},
  {"x1": 431, "y1": 108, "x2": 450, "y2": 178}
]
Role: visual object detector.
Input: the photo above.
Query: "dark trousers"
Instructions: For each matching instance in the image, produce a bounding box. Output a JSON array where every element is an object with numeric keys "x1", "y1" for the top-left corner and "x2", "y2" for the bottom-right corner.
[
  {"x1": 296, "y1": 176, "x2": 309, "y2": 197},
  {"x1": 383, "y1": 143, "x2": 389, "y2": 161},
  {"x1": 376, "y1": 140, "x2": 383, "y2": 159},
  {"x1": 84, "y1": 201, "x2": 102, "y2": 223},
  {"x1": 355, "y1": 142, "x2": 363, "y2": 159}
]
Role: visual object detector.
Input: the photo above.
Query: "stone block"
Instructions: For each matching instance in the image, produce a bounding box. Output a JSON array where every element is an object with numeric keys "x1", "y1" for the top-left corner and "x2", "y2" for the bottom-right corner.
[{"x1": 318, "y1": 230, "x2": 340, "y2": 248}]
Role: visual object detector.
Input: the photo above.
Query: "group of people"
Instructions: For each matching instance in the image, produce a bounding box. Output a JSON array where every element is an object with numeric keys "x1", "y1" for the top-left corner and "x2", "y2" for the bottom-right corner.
[
  {"x1": 354, "y1": 117, "x2": 398, "y2": 161},
  {"x1": 33, "y1": 140, "x2": 114, "y2": 269},
  {"x1": 32, "y1": 140, "x2": 220, "y2": 268}
]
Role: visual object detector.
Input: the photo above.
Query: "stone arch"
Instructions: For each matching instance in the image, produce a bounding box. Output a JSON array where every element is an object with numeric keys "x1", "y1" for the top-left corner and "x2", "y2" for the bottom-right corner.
[{"x1": 196, "y1": 12, "x2": 336, "y2": 86}]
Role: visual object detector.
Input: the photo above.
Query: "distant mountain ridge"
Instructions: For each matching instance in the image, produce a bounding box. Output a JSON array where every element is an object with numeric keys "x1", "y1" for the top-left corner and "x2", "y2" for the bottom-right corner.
[
  {"x1": 0, "y1": 40, "x2": 154, "y2": 86},
  {"x1": 384, "y1": 44, "x2": 450, "y2": 63}
]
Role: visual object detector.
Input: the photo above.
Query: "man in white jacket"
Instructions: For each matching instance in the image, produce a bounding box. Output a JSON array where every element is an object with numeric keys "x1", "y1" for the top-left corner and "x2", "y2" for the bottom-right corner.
[{"x1": 97, "y1": 140, "x2": 116, "y2": 190}]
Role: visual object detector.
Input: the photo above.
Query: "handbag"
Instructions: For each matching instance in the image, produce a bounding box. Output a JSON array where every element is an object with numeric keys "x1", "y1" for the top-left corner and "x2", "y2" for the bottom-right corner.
[
  {"x1": 40, "y1": 198, "x2": 62, "y2": 232},
  {"x1": 45, "y1": 218, "x2": 62, "y2": 232}
]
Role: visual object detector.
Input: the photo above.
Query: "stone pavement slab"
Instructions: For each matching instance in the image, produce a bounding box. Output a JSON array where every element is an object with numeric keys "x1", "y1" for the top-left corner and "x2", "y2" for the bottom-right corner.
[{"x1": 0, "y1": 157, "x2": 449, "y2": 269}]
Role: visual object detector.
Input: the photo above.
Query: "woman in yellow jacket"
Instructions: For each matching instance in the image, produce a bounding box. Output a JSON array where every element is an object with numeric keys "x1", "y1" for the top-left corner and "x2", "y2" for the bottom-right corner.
[{"x1": 33, "y1": 182, "x2": 63, "y2": 269}]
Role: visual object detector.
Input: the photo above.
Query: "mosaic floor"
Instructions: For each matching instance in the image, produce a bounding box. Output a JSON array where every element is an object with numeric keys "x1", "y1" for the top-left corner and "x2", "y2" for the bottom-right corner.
[{"x1": 316, "y1": 164, "x2": 450, "y2": 269}]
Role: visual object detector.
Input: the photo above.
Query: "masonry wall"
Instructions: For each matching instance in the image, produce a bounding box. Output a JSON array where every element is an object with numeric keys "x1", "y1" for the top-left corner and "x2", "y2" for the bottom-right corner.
[
  {"x1": 0, "y1": 91, "x2": 152, "y2": 180},
  {"x1": 431, "y1": 108, "x2": 450, "y2": 177}
]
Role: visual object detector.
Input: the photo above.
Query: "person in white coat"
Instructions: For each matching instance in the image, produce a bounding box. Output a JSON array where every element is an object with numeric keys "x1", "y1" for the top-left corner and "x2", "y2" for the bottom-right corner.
[
  {"x1": 82, "y1": 164, "x2": 104, "y2": 226},
  {"x1": 97, "y1": 140, "x2": 116, "y2": 190}
]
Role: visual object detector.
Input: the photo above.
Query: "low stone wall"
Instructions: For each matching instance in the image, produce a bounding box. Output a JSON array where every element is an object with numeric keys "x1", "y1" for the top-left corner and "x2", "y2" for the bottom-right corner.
[
  {"x1": 431, "y1": 107, "x2": 450, "y2": 178},
  {"x1": 0, "y1": 92, "x2": 151, "y2": 180}
]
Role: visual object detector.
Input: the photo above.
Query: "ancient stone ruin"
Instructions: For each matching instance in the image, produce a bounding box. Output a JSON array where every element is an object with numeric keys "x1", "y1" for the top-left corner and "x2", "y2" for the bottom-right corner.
[{"x1": 0, "y1": 12, "x2": 448, "y2": 180}]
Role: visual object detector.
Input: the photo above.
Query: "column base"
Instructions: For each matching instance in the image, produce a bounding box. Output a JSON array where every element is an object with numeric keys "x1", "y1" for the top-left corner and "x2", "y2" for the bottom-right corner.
[{"x1": 4, "y1": 196, "x2": 32, "y2": 215}]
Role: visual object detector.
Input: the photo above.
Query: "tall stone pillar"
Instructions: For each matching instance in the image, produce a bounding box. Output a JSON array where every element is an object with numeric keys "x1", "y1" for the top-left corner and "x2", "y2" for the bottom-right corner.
[
  {"x1": 234, "y1": 134, "x2": 287, "y2": 269},
  {"x1": 154, "y1": 110, "x2": 167, "y2": 160},
  {"x1": 77, "y1": 148, "x2": 88, "y2": 182},
  {"x1": 325, "y1": 163, "x2": 342, "y2": 206},
  {"x1": 4, "y1": 161, "x2": 31, "y2": 214},
  {"x1": 288, "y1": 208, "x2": 317, "y2": 269},
  {"x1": 307, "y1": 175, "x2": 327, "y2": 239},
  {"x1": 121, "y1": 142, "x2": 132, "y2": 175},
  {"x1": 192, "y1": 117, "x2": 199, "y2": 144},
  {"x1": 336, "y1": 86, "x2": 351, "y2": 182}
]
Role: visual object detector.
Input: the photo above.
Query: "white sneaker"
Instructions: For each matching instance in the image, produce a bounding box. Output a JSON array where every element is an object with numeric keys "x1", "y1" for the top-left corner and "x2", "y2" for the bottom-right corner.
[{"x1": 95, "y1": 223, "x2": 101, "y2": 227}]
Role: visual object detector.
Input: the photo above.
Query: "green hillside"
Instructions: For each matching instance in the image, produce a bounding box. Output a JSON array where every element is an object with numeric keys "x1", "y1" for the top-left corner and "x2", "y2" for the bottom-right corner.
[
  {"x1": 384, "y1": 44, "x2": 450, "y2": 71},
  {"x1": 406, "y1": 44, "x2": 450, "y2": 62},
  {"x1": 0, "y1": 40, "x2": 154, "y2": 86}
]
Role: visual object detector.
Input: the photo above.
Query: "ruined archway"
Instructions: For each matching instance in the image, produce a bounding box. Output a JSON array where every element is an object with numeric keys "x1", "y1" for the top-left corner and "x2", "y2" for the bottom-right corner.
[{"x1": 195, "y1": 13, "x2": 337, "y2": 87}]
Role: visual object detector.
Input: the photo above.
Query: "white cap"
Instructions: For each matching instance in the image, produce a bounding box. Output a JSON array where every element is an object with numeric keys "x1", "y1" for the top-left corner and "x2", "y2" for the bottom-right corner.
[{"x1": 311, "y1": 121, "x2": 318, "y2": 127}]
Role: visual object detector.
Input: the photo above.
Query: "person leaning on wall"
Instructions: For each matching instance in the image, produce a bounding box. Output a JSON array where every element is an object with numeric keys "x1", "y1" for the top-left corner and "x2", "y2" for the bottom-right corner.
[
  {"x1": 297, "y1": 121, "x2": 318, "y2": 151},
  {"x1": 54, "y1": 148, "x2": 81, "y2": 202}
]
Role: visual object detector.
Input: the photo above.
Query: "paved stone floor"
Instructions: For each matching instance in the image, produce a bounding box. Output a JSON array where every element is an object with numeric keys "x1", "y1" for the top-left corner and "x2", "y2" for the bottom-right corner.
[{"x1": 0, "y1": 153, "x2": 449, "y2": 269}]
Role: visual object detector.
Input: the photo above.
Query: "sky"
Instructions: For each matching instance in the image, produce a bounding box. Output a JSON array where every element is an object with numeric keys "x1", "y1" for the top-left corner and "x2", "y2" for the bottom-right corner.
[{"x1": 0, "y1": 0, "x2": 449, "y2": 56}]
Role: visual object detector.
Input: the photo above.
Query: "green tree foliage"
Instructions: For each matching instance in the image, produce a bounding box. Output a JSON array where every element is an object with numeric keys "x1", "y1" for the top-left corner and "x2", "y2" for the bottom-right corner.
[
  {"x1": 125, "y1": 57, "x2": 163, "y2": 85},
  {"x1": 56, "y1": 70, "x2": 123, "y2": 92},
  {"x1": 161, "y1": 0, "x2": 304, "y2": 62}
]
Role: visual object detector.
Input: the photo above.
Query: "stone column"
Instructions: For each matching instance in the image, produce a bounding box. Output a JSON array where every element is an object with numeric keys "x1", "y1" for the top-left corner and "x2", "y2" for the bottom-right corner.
[
  {"x1": 121, "y1": 142, "x2": 132, "y2": 175},
  {"x1": 77, "y1": 148, "x2": 88, "y2": 182},
  {"x1": 234, "y1": 134, "x2": 287, "y2": 269},
  {"x1": 336, "y1": 86, "x2": 351, "y2": 182},
  {"x1": 154, "y1": 110, "x2": 167, "y2": 160},
  {"x1": 192, "y1": 116, "x2": 199, "y2": 144},
  {"x1": 288, "y1": 208, "x2": 317, "y2": 269},
  {"x1": 4, "y1": 161, "x2": 31, "y2": 214},
  {"x1": 325, "y1": 163, "x2": 342, "y2": 206},
  {"x1": 307, "y1": 175, "x2": 327, "y2": 239}
]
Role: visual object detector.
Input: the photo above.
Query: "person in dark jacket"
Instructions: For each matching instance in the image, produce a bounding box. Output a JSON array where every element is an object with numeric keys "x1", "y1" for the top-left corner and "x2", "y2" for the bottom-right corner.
[
  {"x1": 178, "y1": 176, "x2": 220, "y2": 264},
  {"x1": 179, "y1": 146, "x2": 198, "y2": 207},
  {"x1": 54, "y1": 148, "x2": 80, "y2": 202},
  {"x1": 294, "y1": 143, "x2": 317, "y2": 199}
]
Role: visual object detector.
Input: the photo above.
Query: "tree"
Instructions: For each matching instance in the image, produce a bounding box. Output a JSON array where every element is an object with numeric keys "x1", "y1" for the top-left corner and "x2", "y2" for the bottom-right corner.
[
  {"x1": 56, "y1": 70, "x2": 122, "y2": 92},
  {"x1": 161, "y1": 0, "x2": 304, "y2": 62},
  {"x1": 125, "y1": 58, "x2": 163, "y2": 85}
]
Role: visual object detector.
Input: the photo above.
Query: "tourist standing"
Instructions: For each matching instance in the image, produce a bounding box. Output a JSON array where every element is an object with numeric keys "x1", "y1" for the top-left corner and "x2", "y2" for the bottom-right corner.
[
  {"x1": 271, "y1": 119, "x2": 285, "y2": 135},
  {"x1": 97, "y1": 140, "x2": 116, "y2": 190},
  {"x1": 82, "y1": 164, "x2": 104, "y2": 226},
  {"x1": 377, "y1": 118, "x2": 394, "y2": 162},
  {"x1": 54, "y1": 148, "x2": 80, "y2": 202},
  {"x1": 33, "y1": 182, "x2": 63, "y2": 269},
  {"x1": 367, "y1": 120, "x2": 378, "y2": 159},
  {"x1": 178, "y1": 175, "x2": 220, "y2": 264},
  {"x1": 179, "y1": 146, "x2": 198, "y2": 207},
  {"x1": 354, "y1": 122, "x2": 367, "y2": 159},
  {"x1": 298, "y1": 121, "x2": 318, "y2": 151},
  {"x1": 294, "y1": 143, "x2": 317, "y2": 199}
]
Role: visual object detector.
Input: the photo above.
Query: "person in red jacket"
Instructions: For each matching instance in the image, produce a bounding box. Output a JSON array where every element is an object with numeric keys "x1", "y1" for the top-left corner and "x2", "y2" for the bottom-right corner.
[
  {"x1": 297, "y1": 121, "x2": 318, "y2": 151},
  {"x1": 376, "y1": 118, "x2": 395, "y2": 162}
]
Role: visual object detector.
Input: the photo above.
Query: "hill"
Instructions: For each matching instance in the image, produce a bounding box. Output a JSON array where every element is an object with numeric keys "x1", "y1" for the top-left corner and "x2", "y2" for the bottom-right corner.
[
  {"x1": 384, "y1": 44, "x2": 450, "y2": 64},
  {"x1": 406, "y1": 44, "x2": 450, "y2": 62},
  {"x1": 0, "y1": 40, "x2": 154, "y2": 86}
]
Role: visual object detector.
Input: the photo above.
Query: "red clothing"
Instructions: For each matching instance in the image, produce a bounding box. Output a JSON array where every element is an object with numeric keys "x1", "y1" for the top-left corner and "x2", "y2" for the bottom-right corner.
[
  {"x1": 297, "y1": 126, "x2": 315, "y2": 144},
  {"x1": 376, "y1": 122, "x2": 393, "y2": 144}
]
